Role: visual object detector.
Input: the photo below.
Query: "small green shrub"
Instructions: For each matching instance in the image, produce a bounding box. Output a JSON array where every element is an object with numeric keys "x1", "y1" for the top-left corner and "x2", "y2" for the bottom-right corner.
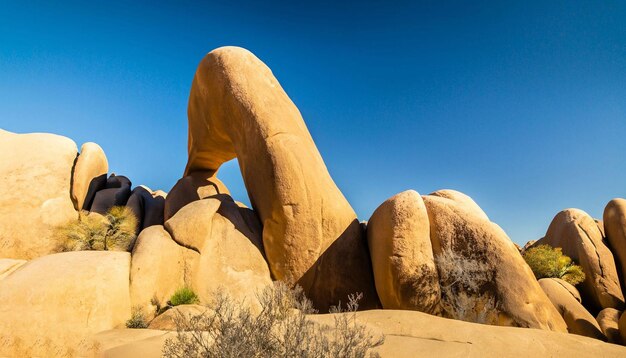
[
  {"x1": 169, "y1": 287, "x2": 200, "y2": 306},
  {"x1": 126, "y1": 306, "x2": 148, "y2": 329},
  {"x1": 523, "y1": 244, "x2": 586, "y2": 285},
  {"x1": 56, "y1": 206, "x2": 138, "y2": 252},
  {"x1": 162, "y1": 282, "x2": 384, "y2": 358}
]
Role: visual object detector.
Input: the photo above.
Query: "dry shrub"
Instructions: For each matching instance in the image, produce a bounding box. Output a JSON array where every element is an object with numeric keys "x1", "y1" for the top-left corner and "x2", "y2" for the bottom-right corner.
[
  {"x1": 55, "y1": 206, "x2": 138, "y2": 252},
  {"x1": 435, "y1": 246, "x2": 498, "y2": 324},
  {"x1": 162, "y1": 282, "x2": 384, "y2": 358}
]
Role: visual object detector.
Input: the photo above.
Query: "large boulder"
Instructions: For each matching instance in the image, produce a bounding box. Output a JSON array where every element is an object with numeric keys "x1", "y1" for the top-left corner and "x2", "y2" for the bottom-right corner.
[
  {"x1": 0, "y1": 251, "x2": 131, "y2": 357},
  {"x1": 596, "y1": 308, "x2": 622, "y2": 344},
  {"x1": 422, "y1": 194, "x2": 566, "y2": 331},
  {"x1": 535, "y1": 209, "x2": 624, "y2": 312},
  {"x1": 428, "y1": 189, "x2": 488, "y2": 220},
  {"x1": 538, "y1": 278, "x2": 605, "y2": 340},
  {"x1": 604, "y1": 198, "x2": 626, "y2": 291},
  {"x1": 71, "y1": 142, "x2": 108, "y2": 211},
  {"x1": 0, "y1": 129, "x2": 78, "y2": 259},
  {"x1": 164, "y1": 196, "x2": 272, "y2": 311},
  {"x1": 129, "y1": 225, "x2": 198, "y2": 317},
  {"x1": 184, "y1": 46, "x2": 378, "y2": 311},
  {"x1": 90, "y1": 174, "x2": 132, "y2": 214},
  {"x1": 163, "y1": 170, "x2": 230, "y2": 221},
  {"x1": 127, "y1": 186, "x2": 166, "y2": 232},
  {"x1": 366, "y1": 190, "x2": 441, "y2": 314}
]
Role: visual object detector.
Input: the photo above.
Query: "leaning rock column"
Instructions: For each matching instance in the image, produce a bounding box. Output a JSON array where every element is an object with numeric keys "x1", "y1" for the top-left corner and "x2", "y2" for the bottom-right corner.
[{"x1": 185, "y1": 46, "x2": 378, "y2": 310}]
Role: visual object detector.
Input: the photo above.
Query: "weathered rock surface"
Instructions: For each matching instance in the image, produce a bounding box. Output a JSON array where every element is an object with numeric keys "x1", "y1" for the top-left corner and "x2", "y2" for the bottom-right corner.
[
  {"x1": 147, "y1": 304, "x2": 208, "y2": 331},
  {"x1": 428, "y1": 189, "x2": 488, "y2": 220},
  {"x1": 550, "y1": 277, "x2": 583, "y2": 303},
  {"x1": 0, "y1": 129, "x2": 78, "y2": 259},
  {"x1": 367, "y1": 190, "x2": 441, "y2": 313},
  {"x1": 538, "y1": 278, "x2": 605, "y2": 340},
  {"x1": 164, "y1": 170, "x2": 230, "y2": 221},
  {"x1": 127, "y1": 185, "x2": 166, "y2": 232},
  {"x1": 0, "y1": 251, "x2": 131, "y2": 357},
  {"x1": 535, "y1": 209, "x2": 624, "y2": 312},
  {"x1": 91, "y1": 310, "x2": 626, "y2": 358},
  {"x1": 184, "y1": 46, "x2": 378, "y2": 311},
  {"x1": 165, "y1": 196, "x2": 272, "y2": 310},
  {"x1": 604, "y1": 198, "x2": 626, "y2": 291},
  {"x1": 90, "y1": 174, "x2": 132, "y2": 214},
  {"x1": 597, "y1": 308, "x2": 623, "y2": 344},
  {"x1": 130, "y1": 225, "x2": 198, "y2": 317},
  {"x1": 0, "y1": 258, "x2": 27, "y2": 280},
  {"x1": 71, "y1": 142, "x2": 108, "y2": 211},
  {"x1": 423, "y1": 194, "x2": 566, "y2": 331}
]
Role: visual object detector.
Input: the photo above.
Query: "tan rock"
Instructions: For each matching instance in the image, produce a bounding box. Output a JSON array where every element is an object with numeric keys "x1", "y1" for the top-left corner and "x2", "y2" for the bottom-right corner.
[
  {"x1": 165, "y1": 196, "x2": 272, "y2": 311},
  {"x1": 604, "y1": 198, "x2": 626, "y2": 292},
  {"x1": 539, "y1": 278, "x2": 605, "y2": 340},
  {"x1": 550, "y1": 277, "x2": 582, "y2": 303},
  {"x1": 423, "y1": 194, "x2": 566, "y2": 331},
  {"x1": 596, "y1": 308, "x2": 622, "y2": 344},
  {"x1": 185, "y1": 47, "x2": 378, "y2": 311},
  {"x1": 0, "y1": 258, "x2": 27, "y2": 280},
  {"x1": 428, "y1": 189, "x2": 488, "y2": 220},
  {"x1": 535, "y1": 208, "x2": 624, "y2": 311},
  {"x1": 0, "y1": 129, "x2": 78, "y2": 259},
  {"x1": 163, "y1": 170, "x2": 230, "y2": 221},
  {"x1": 147, "y1": 304, "x2": 208, "y2": 331},
  {"x1": 0, "y1": 251, "x2": 131, "y2": 357},
  {"x1": 92, "y1": 309, "x2": 626, "y2": 358},
  {"x1": 130, "y1": 225, "x2": 198, "y2": 317},
  {"x1": 366, "y1": 190, "x2": 441, "y2": 313},
  {"x1": 71, "y1": 142, "x2": 108, "y2": 211}
]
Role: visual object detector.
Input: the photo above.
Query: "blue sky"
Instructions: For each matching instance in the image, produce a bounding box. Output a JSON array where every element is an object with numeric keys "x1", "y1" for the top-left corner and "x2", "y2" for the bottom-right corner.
[{"x1": 1, "y1": 1, "x2": 625, "y2": 244}]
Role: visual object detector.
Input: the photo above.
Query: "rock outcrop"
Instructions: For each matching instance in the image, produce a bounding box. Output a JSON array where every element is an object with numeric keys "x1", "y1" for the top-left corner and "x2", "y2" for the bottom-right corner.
[
  {"x1": 71, "y1": 142, "x2": 108, "y2": 211},
  {"x1": 0, "y1": 129, "x2": 78, "y2": 259},
  {"x1": 534, "y1": 209, "x2": 624, "y2": 312},
  {"x1": 0, "y1": 251, "x2": 131, "y2": 357},
  {"x1": 604, "y1": 198, "x2": 626, "y2": 291},
  {"x1": 597, "y1": 308, "x2": 623, "y2": 344},
  {"x1": 163, "y1": 170, "x2": 230, "y2": 221},
  {"x1": 423, "y1": 194, "x2": 566, "y2": 331},
  {"x1": 538, "y1": 278, "x2": 605, "y2": 340},
  {"x1": 127, "y1": 186, "x2": 166, "y2": 232},
  {"x1": 164, "y1": 196, "x2": 272, "y2": 310},
  {"x1": 184, "y1": 46, "x2": 378, "y2": 310},
  {"x1": 367, "y1": 190, "x2": 441, "y2": 314}
]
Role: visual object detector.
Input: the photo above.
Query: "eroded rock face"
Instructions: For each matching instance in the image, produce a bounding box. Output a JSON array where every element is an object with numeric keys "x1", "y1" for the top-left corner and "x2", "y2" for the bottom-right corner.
[
  {"x1": 127, "y1": 186, "x2": 166, "y2": 232},
  {"x1": 423, "y1": 194, "x2": 566, "y2": 331},
  {"x1": 90, "y1": 174, "x2": 132, "y2": 214},
  {"x1": 184, "y1": 46, "x2": 378, "y2": 311},
  {"x1": 539, "y1": 278, "x2": 605, "y2": 340},
  {"x1": 165, "y1": 196, "x2": 272, "y2": 311},
  {"x1": 604, "y1": 198, "x2": 626, "y2": 292},
  {"x1": 0, "y1": 129, "x2": 78, "y2": 259},
  {"x1": 164, "y1": 170, "x2": 230, "y2": 221},
  {"x1": 535, "y1": 209, "x2": 624, "y2": 312},
  {"x1": 367, "y1": 190, "x2": 441, "y2": 314},
  {"x1": 71, "y1": 142, "x2": 108, "y2": 211},
  {"x1": 597, "y1": 308, "x2": 623, "y2": 344},
  {"x1": 0, "y1": 251, "x2": 131, "y2": 357},
  {"x1": 130, "y1": 225, "x2": 198, "y2": 317}
]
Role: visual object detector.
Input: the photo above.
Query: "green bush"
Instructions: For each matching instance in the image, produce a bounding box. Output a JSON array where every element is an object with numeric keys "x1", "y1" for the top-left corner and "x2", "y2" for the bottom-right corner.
[
  {"x1": 169, "y1": 287, "x2": 200, "y2": 306},
  {"x1": 56, "y1": 206, "x2": 138, "y2": 252},
  {"x1": 126, "y1": 306, "x2": 148, "y2": 329},
  {"x1": 522, "y1": 244, "x2": 586, "y2": 285},
  {"x1": 162, "y1": 282, "x2": 384, "y2": 358}
]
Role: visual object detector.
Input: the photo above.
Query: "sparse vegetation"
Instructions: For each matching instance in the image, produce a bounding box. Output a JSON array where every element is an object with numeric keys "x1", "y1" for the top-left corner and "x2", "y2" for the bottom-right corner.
[
  {"x1": 522, "y1": 244, "x2": 585, "y2": 285},
  {"x1": 435, "y1": 246, "x2": 498, "y2": 324},
  {"x1": 126, "y1": 306, "x2": 148, "y2": 329},
  {"x1": 162, "y1": 282, "x2": 384, "y2": 358},
  {"x1": 169, "y1": 287, "x2": 200, "y2": 307},
  {"x1": 56, "y1": 206, "x2": 138, "y2": 252}
]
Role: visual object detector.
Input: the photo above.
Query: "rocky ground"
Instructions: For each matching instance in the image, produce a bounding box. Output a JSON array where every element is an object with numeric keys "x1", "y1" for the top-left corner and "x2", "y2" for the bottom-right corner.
[{"x1": 1, "y1": 47, "x2": 626, "y2": 357}]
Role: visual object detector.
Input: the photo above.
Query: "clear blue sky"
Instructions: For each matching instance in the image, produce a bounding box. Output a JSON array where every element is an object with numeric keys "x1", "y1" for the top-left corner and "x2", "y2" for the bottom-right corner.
[{"x1": 1, "y1": 1, "x2": 625, "y2": 245}]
